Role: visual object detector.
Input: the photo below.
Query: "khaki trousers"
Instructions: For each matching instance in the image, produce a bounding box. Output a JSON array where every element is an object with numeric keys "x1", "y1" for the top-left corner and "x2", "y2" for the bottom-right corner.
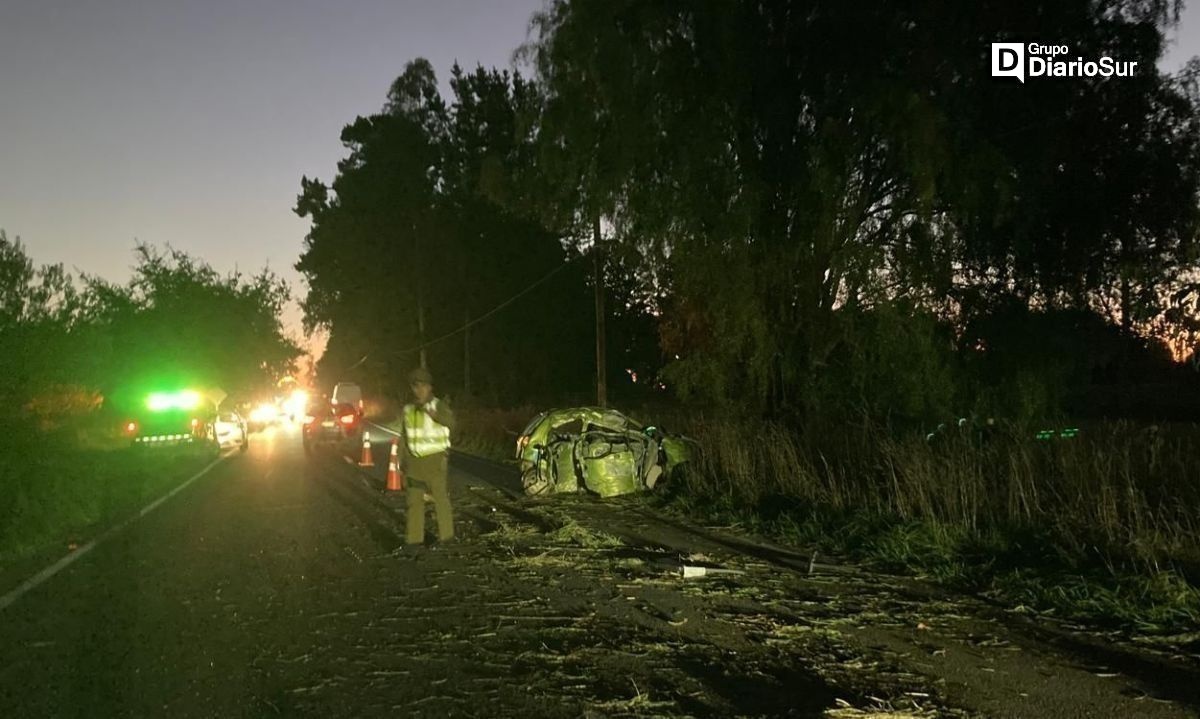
[{"x1": 404, "y1": 452, "x2": 453, "y2": 544}]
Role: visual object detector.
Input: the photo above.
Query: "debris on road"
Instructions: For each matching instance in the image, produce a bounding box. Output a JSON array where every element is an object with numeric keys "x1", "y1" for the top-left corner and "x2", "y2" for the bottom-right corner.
[{"x1": 680, "y1": 564, "x2": 746, "y2": 579}]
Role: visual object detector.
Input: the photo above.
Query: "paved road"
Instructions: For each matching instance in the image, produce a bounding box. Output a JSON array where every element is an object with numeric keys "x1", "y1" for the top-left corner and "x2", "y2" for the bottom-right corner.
[{"x1": 1, "y1": 423, "x2": 1196, "y2": 718}]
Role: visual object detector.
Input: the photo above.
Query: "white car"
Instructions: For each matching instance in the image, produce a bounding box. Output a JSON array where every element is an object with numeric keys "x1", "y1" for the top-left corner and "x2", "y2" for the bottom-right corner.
[{"x1": 215, "y1": 411, "x2": 249, "y2": 451}]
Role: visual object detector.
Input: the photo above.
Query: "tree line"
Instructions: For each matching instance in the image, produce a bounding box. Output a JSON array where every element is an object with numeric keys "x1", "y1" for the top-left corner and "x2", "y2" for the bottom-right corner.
[
  {"x1": 296, "y1": 0, "x2": 1200, "y2": 425},
  {"x1": 0, "y1": 234, "x2": 299, "y2": 434}
]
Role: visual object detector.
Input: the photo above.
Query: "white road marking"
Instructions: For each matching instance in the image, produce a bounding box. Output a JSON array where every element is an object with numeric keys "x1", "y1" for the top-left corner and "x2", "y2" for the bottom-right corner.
[{"x1": 0, "y1": 453, "x2": 228, "y2": 613}]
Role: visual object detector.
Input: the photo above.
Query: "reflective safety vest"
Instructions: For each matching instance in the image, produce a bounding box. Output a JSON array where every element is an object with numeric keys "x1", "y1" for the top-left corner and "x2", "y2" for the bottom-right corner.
[{"x1": 404, "y1": 401, "x2": 451, "y2": 457}]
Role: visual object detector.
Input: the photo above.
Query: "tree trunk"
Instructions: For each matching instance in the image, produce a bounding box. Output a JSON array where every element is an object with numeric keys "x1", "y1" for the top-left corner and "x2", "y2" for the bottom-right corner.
[{"x1": 463, "y1": 307, "x2": 471, "y2": 398}]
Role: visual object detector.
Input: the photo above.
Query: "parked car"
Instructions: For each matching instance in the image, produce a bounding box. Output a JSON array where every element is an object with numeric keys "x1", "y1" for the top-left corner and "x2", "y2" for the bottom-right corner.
[
  {"x1": 302, "y1": 401, "x2": 360, "y2": 452},
  {"x1": 215, "y1": 410, "x2": 249, "y2": 451},
  {"x1": 515, "y1": 407, "x2": 692, "y2": 497}
]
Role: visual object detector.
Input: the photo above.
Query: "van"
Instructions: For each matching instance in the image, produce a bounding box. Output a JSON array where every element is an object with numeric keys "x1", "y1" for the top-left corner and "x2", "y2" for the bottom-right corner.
[{"x1": 331, "y1": 382, "x2": 363, "y2": 413}]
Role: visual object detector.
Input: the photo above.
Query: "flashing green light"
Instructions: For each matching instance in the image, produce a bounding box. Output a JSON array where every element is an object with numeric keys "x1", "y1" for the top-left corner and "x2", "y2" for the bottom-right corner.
[{"x1": 146, "y1": 390, "x2": 202, "y2": 412}]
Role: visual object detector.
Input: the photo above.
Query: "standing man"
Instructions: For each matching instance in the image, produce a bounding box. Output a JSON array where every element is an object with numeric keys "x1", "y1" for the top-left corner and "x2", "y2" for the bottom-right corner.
[{"x1": 400, "y1": 367, "x2": 456, "y2": 547}]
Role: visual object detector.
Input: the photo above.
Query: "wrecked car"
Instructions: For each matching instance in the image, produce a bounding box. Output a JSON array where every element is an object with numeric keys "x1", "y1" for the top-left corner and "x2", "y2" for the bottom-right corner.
[{"x1": 515, "y1": 407, "x2": 691, "y2": 497}]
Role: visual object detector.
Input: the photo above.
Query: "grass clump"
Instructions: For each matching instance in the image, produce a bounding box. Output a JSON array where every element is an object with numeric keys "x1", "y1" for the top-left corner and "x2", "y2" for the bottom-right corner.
[{"x1": 551, "y1": 519, "x2": 625, "y2": 549}]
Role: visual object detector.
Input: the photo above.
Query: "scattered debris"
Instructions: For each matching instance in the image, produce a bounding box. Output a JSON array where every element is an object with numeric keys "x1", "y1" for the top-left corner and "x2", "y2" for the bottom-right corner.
[{"x1": 680, "y1": 565, "x2": 746, "y2": 579}]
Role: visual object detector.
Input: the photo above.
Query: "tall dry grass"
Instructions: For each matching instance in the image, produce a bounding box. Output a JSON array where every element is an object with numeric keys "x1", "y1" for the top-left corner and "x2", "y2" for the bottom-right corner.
[{"x1": 676, "y1": 417, "x2": 1200, "y2": 574}]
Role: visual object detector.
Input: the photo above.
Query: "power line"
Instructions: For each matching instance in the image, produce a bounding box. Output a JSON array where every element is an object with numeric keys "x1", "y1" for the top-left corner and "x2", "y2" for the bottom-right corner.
[{"x1": 390, "y1": 247, "x2": 590, "y2": 357}]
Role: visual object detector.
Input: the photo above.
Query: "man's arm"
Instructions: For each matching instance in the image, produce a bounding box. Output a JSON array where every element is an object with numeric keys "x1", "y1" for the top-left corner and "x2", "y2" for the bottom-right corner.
[{"x1": 425, "y1": 397, "x2": 456, "y2": 434}]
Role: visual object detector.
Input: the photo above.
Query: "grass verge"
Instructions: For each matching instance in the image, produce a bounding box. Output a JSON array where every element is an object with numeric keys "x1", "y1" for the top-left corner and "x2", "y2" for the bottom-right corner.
[
  {"x1": 656, "y1": 479, "x2": 1200, "y2": 636},
  {"x1": 0, "y1": 430, "x2": 217, "y2": 566}
]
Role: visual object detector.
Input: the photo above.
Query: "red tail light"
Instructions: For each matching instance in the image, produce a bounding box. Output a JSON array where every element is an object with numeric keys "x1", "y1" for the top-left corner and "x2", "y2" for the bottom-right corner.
[
  {"x1": 124, "y1": 421, "x2": 138, "y2": 434},
  {"x1": 190, "y1": 418, "x2": 200, "y2": 429},
  {"x1": 303, "y1": 415, "x2": 316, "y2": 425},
  {"x1": 339, "y1": 414, "x2": 356, "y2": 425}
]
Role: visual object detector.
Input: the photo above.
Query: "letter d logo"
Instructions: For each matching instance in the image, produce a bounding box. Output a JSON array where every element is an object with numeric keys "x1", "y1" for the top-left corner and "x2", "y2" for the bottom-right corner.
[{"x1": 991, "y1": 43, "x2": 1024, "y2": 83}]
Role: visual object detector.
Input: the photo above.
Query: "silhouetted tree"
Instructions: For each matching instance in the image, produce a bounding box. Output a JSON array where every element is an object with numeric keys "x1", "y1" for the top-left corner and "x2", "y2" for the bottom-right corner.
[
  {"x1": 526, "y1": 0, "x2": 1200, "y2": 420},
  {"x1": 296, "y1": 60, "x2": 606, "y2": 406}
]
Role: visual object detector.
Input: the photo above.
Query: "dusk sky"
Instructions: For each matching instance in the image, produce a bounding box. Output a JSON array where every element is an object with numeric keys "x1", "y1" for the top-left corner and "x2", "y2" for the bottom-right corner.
[
  {"x1": 2, "y1": 0, "x2": 1198, "y2": 358},
  {"x1": 1, "y1": 0, "x2": 545, "y2": 354}
]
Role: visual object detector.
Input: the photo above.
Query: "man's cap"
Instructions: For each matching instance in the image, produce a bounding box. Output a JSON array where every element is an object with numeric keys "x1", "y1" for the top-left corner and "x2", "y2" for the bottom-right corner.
[{"x1": 408, "y1": 367, "x2": 433, "y2": 385}]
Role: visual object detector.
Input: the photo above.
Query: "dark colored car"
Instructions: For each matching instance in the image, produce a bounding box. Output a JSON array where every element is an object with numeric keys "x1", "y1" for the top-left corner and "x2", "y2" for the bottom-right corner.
[
  {"x1": 301, "y1": 402, "x2": 360, "y2": 452},
  {"x1": 122, "y1": 389, "x2": 223, "y2": 456},
  {"x1": 331, "y1": 382, "x2": 363, "y2": 414},
  {"x1": 126, "y1": 409, "x2": 219, "y2": 455}
]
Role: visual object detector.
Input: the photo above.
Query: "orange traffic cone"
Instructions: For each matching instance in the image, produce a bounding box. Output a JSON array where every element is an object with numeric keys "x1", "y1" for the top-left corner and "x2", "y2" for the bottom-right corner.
[
  {"x1": 358, "y1": 430, "x2": 374, "y2": 467},
  {"x1": 386, "y1": 438, "x2": 404, "y2": 491}
]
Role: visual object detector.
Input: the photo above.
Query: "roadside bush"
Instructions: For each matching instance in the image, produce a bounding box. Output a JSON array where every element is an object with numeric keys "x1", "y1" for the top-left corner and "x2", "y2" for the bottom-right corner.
[
  {"x1": 809, "y1": 303, "x2": 961, "y2": 428},
  {"x1": 22, "y1": 384, "x2": 104, "y2": 433}
]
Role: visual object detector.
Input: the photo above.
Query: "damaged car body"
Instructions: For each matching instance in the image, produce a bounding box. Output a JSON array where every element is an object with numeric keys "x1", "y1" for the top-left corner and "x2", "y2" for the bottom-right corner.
[{"x1": 515, "y1": 407, "x2": 691, "y2": 497}]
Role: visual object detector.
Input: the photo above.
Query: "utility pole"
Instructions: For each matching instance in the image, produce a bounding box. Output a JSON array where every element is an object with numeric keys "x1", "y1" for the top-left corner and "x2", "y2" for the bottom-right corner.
[
  {"x1": 417, "y1": 300, "x2": 427, "y2": 370},
  {"x1": 593, "y1": 214, "x2": 607, "y2": 408},
  {"x1": 414, "y1": 220, "x2": 427, "y2": 370},
  {"x1": 463, "y1": 307, "x2": 471, "y2": 398}
]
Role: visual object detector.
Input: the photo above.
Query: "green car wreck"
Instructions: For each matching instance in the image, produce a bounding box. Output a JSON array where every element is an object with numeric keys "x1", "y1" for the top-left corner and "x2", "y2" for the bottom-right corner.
[{"x1": 514, "y1": 407, "x2": 691, "y2": 498}]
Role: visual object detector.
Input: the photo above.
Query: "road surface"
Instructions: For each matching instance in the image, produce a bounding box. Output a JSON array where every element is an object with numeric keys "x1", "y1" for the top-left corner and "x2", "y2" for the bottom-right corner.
[{"x1": 0, "y1": 422, "x2": 1196, "y2": 717}]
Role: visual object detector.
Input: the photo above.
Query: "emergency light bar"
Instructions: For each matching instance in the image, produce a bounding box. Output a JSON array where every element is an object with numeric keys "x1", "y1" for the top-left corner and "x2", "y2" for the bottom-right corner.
[{"x1": 146, "y1": 390, "x2": 202, "y2": 412}]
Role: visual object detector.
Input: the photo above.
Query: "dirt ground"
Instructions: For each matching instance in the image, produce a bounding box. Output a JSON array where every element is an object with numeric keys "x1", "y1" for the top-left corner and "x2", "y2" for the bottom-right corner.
[{"x1": 0, "y1": 425, "x2": 1197, "y2": 718}]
